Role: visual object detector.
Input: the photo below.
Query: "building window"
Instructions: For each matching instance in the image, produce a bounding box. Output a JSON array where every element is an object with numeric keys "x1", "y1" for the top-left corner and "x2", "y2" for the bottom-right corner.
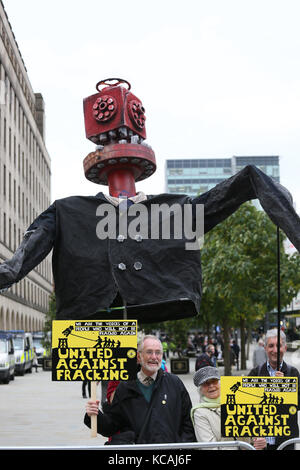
[
  {"x1": 3, "y1": 117, "x2": 6, "y2": 148},
  {"x1": 8, "y1": 218, "x2": 11, "y2": 248},
  {"x1": 3, "y1": 212, "x2": 6, "y2": 243},
  {"x1": 3, "y1": 164, "x2": 6, "y2": 196}
]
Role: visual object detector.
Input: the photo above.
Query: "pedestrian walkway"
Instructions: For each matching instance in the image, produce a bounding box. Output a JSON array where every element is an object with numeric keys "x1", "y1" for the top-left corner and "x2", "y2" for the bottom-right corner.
[{"x1": 0, "y1": 367, "x2": 107, "y2": 447}]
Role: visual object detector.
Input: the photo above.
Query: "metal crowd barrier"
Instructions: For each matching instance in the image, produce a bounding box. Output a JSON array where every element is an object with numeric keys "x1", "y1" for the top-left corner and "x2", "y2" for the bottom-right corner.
[
  {"x1": 276, "y1": 438, "x2": 300, "y2": 450},
  {"x1": 1, "y1": 438, "x2": 300, "y2": 450},
  {"x1": 0, "y1": 441, "x2": 255, "y2": 450}
]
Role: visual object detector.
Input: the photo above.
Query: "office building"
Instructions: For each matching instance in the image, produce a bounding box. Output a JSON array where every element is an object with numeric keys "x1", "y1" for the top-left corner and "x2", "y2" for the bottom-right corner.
[
  {"x1": 0, "y1": 1, "x2": 52, "y2": 331},
  {"x1": 165, "y1": 155, "x2": 279, "y2": 196}
]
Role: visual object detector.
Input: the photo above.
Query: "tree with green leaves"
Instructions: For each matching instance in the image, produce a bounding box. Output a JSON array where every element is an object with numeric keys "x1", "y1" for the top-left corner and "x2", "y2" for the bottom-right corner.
[{"x1": 200, "y1": 202, "x2": 300, "y2": 374}]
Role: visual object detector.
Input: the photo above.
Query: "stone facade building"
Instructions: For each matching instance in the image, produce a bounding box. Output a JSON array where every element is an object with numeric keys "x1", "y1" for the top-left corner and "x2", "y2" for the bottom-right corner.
[{"x1": 0, "y1": 1, "x2": 52, "y2": 331}]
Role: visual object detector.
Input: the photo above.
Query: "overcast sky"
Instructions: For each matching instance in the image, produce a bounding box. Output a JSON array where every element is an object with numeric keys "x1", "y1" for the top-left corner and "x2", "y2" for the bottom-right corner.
[{"x1": 3, "y1": 0, "x2": 300, "y2": 211}]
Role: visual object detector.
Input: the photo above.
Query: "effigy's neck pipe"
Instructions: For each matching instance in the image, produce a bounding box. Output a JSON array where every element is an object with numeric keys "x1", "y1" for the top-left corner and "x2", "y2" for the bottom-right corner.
[{"x1": 107, "y1": 168, "x2": 136, "y2": 197}]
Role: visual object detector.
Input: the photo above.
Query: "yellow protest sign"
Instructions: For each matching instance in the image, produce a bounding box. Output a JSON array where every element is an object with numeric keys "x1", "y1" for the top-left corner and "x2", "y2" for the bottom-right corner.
[
  {"x1": 221, "y1": 376, "x2": 298, "y2": 439},
  {"x1": 51, "y1": 320, "x2": 137, "y2": 381}
]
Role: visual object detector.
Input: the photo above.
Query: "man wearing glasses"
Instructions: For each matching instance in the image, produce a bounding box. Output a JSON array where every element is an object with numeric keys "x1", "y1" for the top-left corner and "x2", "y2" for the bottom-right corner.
[{"x1": 84, "y1": 335, "x2": 196, "y2": 444}]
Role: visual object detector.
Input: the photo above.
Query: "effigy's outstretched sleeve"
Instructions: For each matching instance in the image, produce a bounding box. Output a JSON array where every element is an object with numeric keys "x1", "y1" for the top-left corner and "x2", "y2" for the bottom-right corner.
[
  {"x1": 0, "y1": 203, "x2": 56, "y2": 290},
  {"x1": 194, "y1": 165, "x2": 300, "y2": 252},
  {"x1": 0, "y1": 165, "x2": 299, "y2": 322}
]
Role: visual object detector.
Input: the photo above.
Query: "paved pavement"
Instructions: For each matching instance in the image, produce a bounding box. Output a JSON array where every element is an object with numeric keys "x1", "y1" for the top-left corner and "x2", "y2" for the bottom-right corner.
[{"x1": 0, "y1": 342, "x2": 300, "y2": 449}]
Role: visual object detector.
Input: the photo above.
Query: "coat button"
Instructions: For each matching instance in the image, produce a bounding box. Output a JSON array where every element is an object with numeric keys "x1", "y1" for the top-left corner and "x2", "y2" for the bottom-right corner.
[
  {"x1": 117, "y1": 234, "x2": 125, "y2": 242},
  {"x1": 118, "y1": 263, "x2": 126, "y2": 270},
  {"x1": 135, "y1": 234, "x2": 143, "y2": 242},
  {"x1": 133, "y1": 261, "x2": 142, "y2": 270}
]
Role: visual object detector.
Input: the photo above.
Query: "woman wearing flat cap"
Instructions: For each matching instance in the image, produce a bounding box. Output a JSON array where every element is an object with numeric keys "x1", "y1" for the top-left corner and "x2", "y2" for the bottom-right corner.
[
  {"x1": 191, "y1": 366, "x2": 231, "y2": 449},
  {"x1": 191, "y1": 366, "x2": 266, "y2": 450}
]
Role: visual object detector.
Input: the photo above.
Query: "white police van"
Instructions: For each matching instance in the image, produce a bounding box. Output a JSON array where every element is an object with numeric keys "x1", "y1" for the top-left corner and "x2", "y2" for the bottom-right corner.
[
  {"x1": 0, "y1": 331, "x2": 15, "y2": 383},
  {"x1": 9, "y1": 330, "x2": 33, "y2": 375}
]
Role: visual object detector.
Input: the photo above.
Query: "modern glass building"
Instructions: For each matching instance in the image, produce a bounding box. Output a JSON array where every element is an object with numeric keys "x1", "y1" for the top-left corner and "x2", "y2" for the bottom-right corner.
[{"x1": 165, "y1": 155, "x2": 279, "y2": 196}]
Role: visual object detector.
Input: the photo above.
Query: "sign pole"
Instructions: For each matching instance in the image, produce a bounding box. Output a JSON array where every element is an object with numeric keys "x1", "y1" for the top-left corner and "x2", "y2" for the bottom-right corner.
[
  {"x1": 91, "y1": 381, "x2": 97, "y2": 438},
  {"x1": 277, "y1": 226, "x2": 281, "y2": 371}
]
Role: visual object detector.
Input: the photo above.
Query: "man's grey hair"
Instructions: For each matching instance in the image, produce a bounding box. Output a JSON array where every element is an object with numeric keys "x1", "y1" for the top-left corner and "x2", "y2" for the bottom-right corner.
[
  {"x1": 264, "y1": 328, "x2": 286, "y2": 346},
  {"x1": 137, "y1": 334, "x2": 163, "y2": 353}
]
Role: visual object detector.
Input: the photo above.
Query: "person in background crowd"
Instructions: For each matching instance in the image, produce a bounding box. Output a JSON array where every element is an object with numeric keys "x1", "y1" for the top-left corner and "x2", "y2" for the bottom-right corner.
[
  {"x1": 231, "y1": 340, "x2": 240, "y2": 370},
  {"x1": 195, "y1": 344, "x2": 216, "y2": 370},
  {"x1": 106, "y1": 380, "x2": 119, "y2": 404},
  {"x1": 161, "y1": 338, "x2": 169, "y2": 359},
  {"x1": 105, "y1": 380, "x2": 121, "y2": 444},
  {"x1": 252, "y1": 338, "x2": 267, "y2": 368},
  {"x1": 161, "y1": 358, "x2": 168, "y2": 371},
  {"x1": 32, "y1": 347, "x2": 38, "y2": 373}
]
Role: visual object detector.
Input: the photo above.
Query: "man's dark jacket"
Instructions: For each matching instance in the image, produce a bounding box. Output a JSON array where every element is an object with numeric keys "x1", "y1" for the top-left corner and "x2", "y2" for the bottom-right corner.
[
  {"x1": 248, "y1": 361, "x2": 300, "y2": 450},
  {"x1": 84, "y1": 369, "x2": 196, "y2": 443},
  {"x1": 0, "y1": 165, "x2": 300, "y2": 323}
]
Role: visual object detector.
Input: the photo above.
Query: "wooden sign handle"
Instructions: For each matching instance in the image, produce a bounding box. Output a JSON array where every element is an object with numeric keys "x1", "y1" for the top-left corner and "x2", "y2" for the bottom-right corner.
[{"x1": 91, "y1": 381, "x2": 97, "y2": 438}]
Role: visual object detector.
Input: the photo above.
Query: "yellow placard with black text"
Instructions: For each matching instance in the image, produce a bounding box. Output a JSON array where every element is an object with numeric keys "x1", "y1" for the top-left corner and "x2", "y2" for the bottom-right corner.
[
  {"x1": 51, "y1": 320, "x2": 137, "y2": 381},
  {"x1": 221, "y1": 376, "x2": 298, "y2": 439}
]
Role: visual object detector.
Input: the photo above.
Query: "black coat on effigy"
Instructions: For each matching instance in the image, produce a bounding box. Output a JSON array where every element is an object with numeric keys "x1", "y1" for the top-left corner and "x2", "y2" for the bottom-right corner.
[
  {"x1": 0, "y1": 165, "x2": 299, "y2": 323},
  {"x1": 84, "y1": 368, "x2": 196, "y2": 443}
]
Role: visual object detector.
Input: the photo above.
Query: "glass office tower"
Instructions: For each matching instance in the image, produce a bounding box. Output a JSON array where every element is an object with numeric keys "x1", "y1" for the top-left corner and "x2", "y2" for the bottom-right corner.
[{"x1": 166, "y1": 155, "x2": 279, "y2": 196}]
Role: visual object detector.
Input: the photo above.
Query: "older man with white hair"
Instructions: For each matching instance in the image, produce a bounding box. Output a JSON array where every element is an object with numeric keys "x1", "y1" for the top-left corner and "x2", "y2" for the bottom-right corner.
[{"x1": 84, "y1": 334, "x2": 196, "y2": 444}]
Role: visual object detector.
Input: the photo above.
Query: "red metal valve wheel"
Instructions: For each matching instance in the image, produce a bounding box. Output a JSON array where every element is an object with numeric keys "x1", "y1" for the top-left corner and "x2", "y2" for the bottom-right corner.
[{"x1": 96, "y1": 78, "x2": 131, "y2": 92}]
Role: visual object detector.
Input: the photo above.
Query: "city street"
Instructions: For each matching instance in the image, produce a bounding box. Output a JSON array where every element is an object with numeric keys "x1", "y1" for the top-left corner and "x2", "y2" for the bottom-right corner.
[{"x1": 0, "y1": 342, "x2": 300, "y2": 450}]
